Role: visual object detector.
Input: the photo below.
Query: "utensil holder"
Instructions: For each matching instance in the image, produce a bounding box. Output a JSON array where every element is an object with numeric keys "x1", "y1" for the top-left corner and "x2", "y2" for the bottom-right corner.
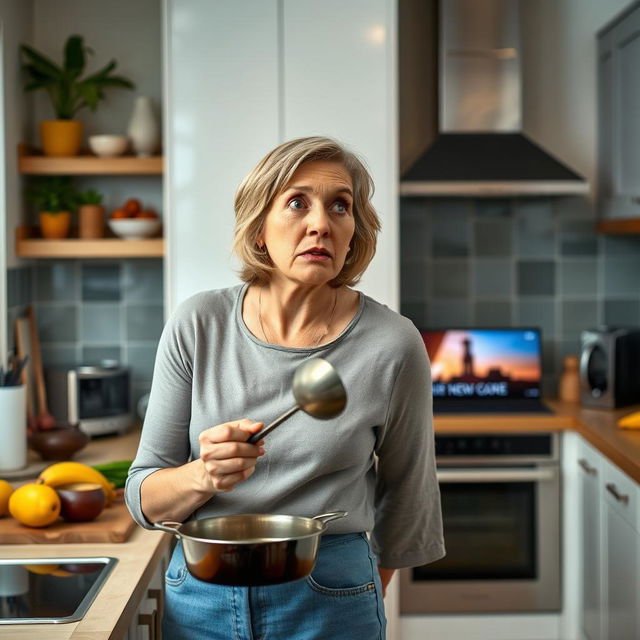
[{"x1": 0, "y1": 385, "x2": 27, "y2": 471}]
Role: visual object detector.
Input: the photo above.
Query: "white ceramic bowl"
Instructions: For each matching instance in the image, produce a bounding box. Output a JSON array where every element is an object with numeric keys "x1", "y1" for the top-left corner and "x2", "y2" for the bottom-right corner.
[
  {"x1": 88, "y1": 135, "x2": 129, "y2": 158},
  {"x1": 108, "y1": 218, "x2": 161, "y2": 240}
]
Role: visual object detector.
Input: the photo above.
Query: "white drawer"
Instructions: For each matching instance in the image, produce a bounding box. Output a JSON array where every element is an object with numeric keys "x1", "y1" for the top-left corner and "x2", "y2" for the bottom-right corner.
[{"x1": 603, "y1": 457, "x2": 638, "y2": 531}]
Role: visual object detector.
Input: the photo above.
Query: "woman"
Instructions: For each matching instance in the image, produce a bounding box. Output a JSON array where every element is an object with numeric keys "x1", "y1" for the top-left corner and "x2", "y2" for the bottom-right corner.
[{"x1": 125, "y1": 136, "x2": 444, "y2": 639}]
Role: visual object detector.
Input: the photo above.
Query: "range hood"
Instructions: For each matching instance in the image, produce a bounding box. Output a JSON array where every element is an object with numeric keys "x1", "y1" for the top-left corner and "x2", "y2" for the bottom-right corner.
[{"x1": 400, "y1": 0, "x2": 589, "y2": 197}]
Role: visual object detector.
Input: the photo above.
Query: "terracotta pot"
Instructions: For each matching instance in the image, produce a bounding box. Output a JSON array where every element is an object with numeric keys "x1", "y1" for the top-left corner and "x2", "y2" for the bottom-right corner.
[
  {"x1": 39, "y1": 211, "x2": 72, "y2": 239},
  {"x1": 78, "y1": 204, "x2": 105, "y2": 238},
  {"x1": 39, "y1": 120, "x2": 83, "y2": 157}
]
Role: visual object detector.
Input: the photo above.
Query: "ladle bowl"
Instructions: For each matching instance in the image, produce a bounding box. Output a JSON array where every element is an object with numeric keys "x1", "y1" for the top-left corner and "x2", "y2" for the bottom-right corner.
[{"x1": 247, "y1": 358, "x2": 346, "y2": 443}]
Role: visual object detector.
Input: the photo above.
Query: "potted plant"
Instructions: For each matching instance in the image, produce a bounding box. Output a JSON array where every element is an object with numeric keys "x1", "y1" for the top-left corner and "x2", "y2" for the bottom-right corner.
[
  {"x1": 21, "y1": 35, "x2": 135, "y2": 157},
  {"x1": 77, "y1": 189, "x2": 105, "y2": 239},
  {"x1": 26, "y1": 177, "x2": 78, "y2": 239}
]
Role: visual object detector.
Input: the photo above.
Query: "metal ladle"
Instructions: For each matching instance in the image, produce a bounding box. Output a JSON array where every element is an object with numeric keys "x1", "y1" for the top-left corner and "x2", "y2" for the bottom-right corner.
[{"x1": 247, "y1": 358, "x2": 347, "y2": 444}]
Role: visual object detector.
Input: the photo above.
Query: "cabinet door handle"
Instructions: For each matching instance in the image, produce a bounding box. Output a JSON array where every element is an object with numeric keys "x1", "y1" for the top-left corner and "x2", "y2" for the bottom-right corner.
[
  {"x1": 138, "y1": 611, "x2": 156, "y2": 640},
  {"x1": 606, "y1": 482, "x2": 630, "y2": 504},
  {"x1": 148, "y1": 588, "x2": 164, "y2": 625},
  {"x1": 578, "y1": 459, "x2": 597, "y2": 475}
]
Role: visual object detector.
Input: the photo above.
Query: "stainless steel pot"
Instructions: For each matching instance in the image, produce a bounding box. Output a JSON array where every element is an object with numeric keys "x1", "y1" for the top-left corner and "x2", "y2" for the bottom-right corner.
[{"x1": 154, "y1": 511, "x2": 347, "y2": 586}]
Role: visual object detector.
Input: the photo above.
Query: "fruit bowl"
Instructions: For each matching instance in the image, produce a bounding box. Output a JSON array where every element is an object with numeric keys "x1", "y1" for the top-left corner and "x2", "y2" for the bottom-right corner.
[
  {"x1": 88, "y1": 135, "x2": 129, "y2": 157},
  {"x1": 108, "y1": 218, "x2": 161, "y2": 240}
]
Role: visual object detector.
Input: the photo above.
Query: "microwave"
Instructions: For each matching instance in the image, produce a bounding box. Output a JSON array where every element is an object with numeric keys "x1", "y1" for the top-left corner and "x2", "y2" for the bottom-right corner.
[
  {"x1": 580, "y1": 327, "x2": 640, "y2": 408},
  {"x1": 45, "y1": 365, "x2": 133, "y2": 436}
]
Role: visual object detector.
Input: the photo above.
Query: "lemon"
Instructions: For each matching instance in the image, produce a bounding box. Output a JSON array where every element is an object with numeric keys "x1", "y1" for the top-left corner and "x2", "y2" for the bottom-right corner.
[
  {"x1": 9, "y1": 483, "x2": 61, "y2": 528},
  {"x1": 0, "y1": 479, "x2": 14, "y2": 516}
]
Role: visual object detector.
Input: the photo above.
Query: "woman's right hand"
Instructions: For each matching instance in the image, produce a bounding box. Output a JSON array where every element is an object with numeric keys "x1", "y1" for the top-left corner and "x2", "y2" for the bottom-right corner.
[{"x1": 198, "y1": 419, "x2": 265, "y2": 493}]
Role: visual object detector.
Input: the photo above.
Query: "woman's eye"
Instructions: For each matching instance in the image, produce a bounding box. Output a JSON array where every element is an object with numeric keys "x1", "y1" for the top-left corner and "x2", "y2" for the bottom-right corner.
[
  {"x1": 332, "y1": 200, "x2": 350, "y2": 215},
  {"x1": 288, "y1": 198, "x2": 306, "y2": 210}
]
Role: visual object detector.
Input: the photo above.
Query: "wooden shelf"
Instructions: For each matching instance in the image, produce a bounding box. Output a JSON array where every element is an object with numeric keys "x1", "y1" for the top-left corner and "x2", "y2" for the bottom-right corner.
[
  {"x1": 596, "y1": 218, "x2": 640, "y2": 234},
  {"x1": 18, "y1": 144, "x2": 163, "y2": 175},
  {"x1": 15, "y1": 226, "x2": 164, "y2": 258}
]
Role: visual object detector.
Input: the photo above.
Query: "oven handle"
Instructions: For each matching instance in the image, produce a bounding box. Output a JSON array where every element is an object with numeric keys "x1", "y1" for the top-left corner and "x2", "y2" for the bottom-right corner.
[{"x1": 436, "y1": 468, "x2": 557, "y2": 483}]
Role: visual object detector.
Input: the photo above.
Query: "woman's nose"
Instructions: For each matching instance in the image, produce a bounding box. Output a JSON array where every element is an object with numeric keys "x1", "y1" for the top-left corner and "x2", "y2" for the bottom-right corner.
[{"x1": 306, "y1": 205, "x2": 330, "y2": 236}]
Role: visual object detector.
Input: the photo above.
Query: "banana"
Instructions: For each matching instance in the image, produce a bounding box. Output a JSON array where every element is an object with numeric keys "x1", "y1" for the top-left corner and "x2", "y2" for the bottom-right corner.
[
  {"x1": 37, "y1": 462, "x2": 116, "y2": 505},
  {"x1": 618, "y1": 411, "x2": 640, "y2": 429}
]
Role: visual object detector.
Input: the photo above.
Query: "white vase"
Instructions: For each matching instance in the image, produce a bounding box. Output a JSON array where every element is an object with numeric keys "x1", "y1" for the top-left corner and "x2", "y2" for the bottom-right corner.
[
  {"x1": 127, "y1": 96, "x2": 160, "y2": 157},
  {"x1": 0, "y1": 385, "x2": 27, "y2": 471}
]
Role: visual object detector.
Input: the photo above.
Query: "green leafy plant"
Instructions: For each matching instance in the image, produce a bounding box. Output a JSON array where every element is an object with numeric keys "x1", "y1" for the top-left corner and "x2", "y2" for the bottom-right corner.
[
  {"x1": 77, "y1": 188, "x2": 103, "y2": 206},
  {"x1": 21, "y1": 35, "x2": 135, "y2": 120},
  {"x1": 26, "y1": 177, "x2": 79, "y2": 213}
]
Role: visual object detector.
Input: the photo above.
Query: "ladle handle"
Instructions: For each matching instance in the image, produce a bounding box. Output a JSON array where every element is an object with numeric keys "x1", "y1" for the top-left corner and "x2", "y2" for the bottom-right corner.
[{"x1": 247, "y1": 405, "x2": 299, "y2": 444}]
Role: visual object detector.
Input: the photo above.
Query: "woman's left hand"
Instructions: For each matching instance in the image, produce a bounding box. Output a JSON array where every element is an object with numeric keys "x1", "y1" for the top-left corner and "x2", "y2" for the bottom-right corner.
[{"x1": 377, "y1": 567, "x2": 396, "y2": 597}]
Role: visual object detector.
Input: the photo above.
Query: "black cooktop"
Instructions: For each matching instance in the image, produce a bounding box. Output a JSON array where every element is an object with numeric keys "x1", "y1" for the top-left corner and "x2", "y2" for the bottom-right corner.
[{"x1": 0, "y1": 557, "x2": 117, "y2": 625}]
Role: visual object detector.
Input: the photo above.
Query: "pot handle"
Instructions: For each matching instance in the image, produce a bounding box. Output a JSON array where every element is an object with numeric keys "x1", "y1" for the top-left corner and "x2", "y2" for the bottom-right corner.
[
  {"x1": 153, "y1": 521, "x2": 183, "y2": 536},
  {"x1": 312, "y1": 511, "x2": 348, "y2": 525}
]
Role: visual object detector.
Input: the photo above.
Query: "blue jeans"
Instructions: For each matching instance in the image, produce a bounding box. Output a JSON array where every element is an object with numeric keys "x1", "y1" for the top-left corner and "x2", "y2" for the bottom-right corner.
[{"x1": 163, "y1": 532, "x2": 386, "y2": 639}]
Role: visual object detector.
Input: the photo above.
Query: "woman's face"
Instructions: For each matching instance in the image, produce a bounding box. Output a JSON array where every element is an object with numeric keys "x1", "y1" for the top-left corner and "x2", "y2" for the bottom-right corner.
[{"x1": 259, "y1": 160, "x2": 356, "y2": 287}]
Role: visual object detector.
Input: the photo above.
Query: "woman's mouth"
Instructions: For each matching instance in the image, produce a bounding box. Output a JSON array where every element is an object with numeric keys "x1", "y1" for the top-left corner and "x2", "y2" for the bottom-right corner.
[{"x1": 299, "y1": 248, "x2": 331, "y2": 262}]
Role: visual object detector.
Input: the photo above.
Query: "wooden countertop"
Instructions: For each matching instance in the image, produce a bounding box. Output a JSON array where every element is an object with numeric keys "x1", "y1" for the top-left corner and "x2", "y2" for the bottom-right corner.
[
  {"x1": 1, "y1": 428, "x2": 170, "y2": 639},
  {"x1": 434, "y1": 399, "x2": 640, "y2": 484}
]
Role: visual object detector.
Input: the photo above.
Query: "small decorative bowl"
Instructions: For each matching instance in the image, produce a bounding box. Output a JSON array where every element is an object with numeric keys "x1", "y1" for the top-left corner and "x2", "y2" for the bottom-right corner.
[
  {"x1": 56, "y1": 482, "x2": 106, "y2": 522},
  {"x1": 28, "y1": 423, "x2": 89, "y2": 461},
  {"x1": 108, "y1": 218, "x2": 161, "y2": 240},
  {"x1": 88, "y1": 135, "x2": 129, "y2": 157}
]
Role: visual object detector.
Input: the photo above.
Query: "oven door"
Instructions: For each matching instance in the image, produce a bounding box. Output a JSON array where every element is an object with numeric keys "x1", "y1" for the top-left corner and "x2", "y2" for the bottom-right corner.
[{"x1": 400, "y1": 465, "x2": 561, "y2": 614}]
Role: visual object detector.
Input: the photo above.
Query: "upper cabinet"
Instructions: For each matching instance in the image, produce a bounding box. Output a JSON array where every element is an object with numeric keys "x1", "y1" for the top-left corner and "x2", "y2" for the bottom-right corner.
[{"x1": 597, "y1": 1, "x2": 640, "y2": 234}]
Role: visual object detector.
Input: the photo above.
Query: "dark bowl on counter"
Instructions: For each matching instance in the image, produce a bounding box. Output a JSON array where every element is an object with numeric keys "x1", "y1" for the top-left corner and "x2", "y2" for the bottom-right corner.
[{"x1": 28, "y1": 423, "x2": 89, "y2": 460}]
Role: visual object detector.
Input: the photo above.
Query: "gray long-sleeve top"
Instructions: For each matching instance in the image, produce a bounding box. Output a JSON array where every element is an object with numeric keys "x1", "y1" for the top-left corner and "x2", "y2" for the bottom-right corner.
[{"x1": 125, "y1": 284, "x2": 445, "y2": 569}]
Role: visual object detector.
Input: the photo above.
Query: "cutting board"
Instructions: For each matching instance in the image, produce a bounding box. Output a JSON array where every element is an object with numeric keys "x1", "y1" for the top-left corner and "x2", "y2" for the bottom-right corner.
[{"x1": 0, "y1": 498, "x2": 137, "y2": 544}]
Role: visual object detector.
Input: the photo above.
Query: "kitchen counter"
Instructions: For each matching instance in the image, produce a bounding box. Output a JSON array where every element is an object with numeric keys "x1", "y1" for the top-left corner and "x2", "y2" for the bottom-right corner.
[
  {"x1": 434, "y1": 399, "x2": 640, "y2": 484},
  {"x1": 5, "y1": 402, "x2": 640, "y2": 638},
  {"x1": 1, "y1": 428, "x2": 171, "y2": 639}
]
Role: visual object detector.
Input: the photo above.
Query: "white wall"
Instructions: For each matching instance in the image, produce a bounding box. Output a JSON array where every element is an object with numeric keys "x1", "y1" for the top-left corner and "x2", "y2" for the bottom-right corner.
[{"x1": 521, "y1": 0, "x2": 630, "y2": 193}]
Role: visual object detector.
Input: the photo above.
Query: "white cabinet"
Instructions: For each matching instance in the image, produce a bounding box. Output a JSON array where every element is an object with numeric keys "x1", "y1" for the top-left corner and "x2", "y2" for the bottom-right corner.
[
  {"x1": 163, "y1": 0, "x2": 398, "y2": 312},
  {"x1": 575, "y1": 434, "x2": 640, "y2": 640},
  {"x1": 597, "y1": 2, "x2": 640, "y2": 221}
]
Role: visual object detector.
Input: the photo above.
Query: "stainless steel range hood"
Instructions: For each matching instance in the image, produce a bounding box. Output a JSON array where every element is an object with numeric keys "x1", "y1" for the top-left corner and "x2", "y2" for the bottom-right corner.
[{"x1": 400, "y1": 0, "x2": 589, "y2": 197}]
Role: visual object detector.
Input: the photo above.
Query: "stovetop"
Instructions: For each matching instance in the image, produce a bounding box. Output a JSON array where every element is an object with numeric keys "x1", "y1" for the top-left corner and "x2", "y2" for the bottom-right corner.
[{"x1": 0, "y1": 557, "x2": 117, "y2": 624}]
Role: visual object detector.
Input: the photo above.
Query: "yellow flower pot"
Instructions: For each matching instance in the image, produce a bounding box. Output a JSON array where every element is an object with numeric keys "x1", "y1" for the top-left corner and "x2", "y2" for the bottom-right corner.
[
  {"x1": 39, "y1": 211, "x2": 72, "y2": 239},
  {"x1": 39, "y1": 120, "x2": 83, "y2": 157}
]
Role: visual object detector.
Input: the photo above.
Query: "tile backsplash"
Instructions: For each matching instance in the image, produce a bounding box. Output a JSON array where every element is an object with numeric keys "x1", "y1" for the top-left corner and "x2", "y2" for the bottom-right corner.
[
  {"x1": 7, "y1": 259, "x2": 164, "y2": 413},
  {"x1": 400, "y1": 196, "x2": 640, "y2": 395}
]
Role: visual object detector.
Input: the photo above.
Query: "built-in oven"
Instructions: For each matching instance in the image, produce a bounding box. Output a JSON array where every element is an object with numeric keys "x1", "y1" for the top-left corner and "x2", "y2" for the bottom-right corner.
[{"x1": 400, "y1": 432, "x2": 561, "y2": 614}]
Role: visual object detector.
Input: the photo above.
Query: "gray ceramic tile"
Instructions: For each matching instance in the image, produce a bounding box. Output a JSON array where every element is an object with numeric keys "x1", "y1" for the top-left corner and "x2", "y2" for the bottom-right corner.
[
  {"x1": 542, "y1": 339, "x2": 556, "y2": 375},
  {"x1": 515, "y1": 199, "x2": 556, "y2": 258},
  {"x1": 7, "y1": 268, "x2": 17, "y2": 308},
  {"x1": 126, "y1": 344, "x2": 159, "y2": 382},
  {"x1": 426, "y1": 300, "x2": 471, "y2": 328},
  {"x1": 35, "y1": 263, "x2": 77, "y2": 302},
  {"x1": 474, "y1": 301, "x2": 512, "y2": 326},
  {"x1": 80, "y1": 305, "x2": 121, "y2": 342},
  {"x1": 431, "y1": 204, "x2": 471, "y2": 257},
  {"x1": 432, "y1": 261, "x2": 469, "y2": 298},
  {"x1": 474, "y1": 219, "x2": 513, "y2": 257},
  {"x1": 126, "y1": 305, "x2": 164, "y2": 341},
  {"x1": 401, "y1": 261, "x2": 429, "y2": 301},
  {"x1": 559, "y1": 219, "x2": 598, "y2": 256},
  {"x1": 602, "y1": 235, "x2": 640, "y2": 257},
  {"x1": 122, "y1": 260, "x2": 164, "y2": 303},
  {"x1": 473, "y1": 259, "x2": 513, "y2": 297},
  {"x1": 82, "y1": 346, "x2": 122, "y2": 366},
  {"x1": 82, "y1": 264, "x2": 121, "y2": 302},
  {"x1": 36, "y1": 305, "x2": 78, "y2": 342},
  {"x1": 561, "y1": 301, "x2": 599, "y2": 337},
  {"x1": 553, "y1": 196, "x2": 594, "y2": 219},
  {"x1": 40, "y1": 344, "x2": 80, "y2": 368},
  {"x1": 604, "y1": 299, "x2": 640, "y2": 326},
  {"x1": 603, "y1": 257, "x2": 640, "y2": 296},
  {"x1": 400, "y1": 201, "x2": 431, "y2": 261},
  {"x1": 18, "y1": 267, "x2": 32, "y2": 307},
  {"x1": 400, "y1": 302, "x2": 428, "y2": 327},
  {"x1": 514, "y1": 299, "x2": 556, "y2": 337},
  {"x1": 517, "y1": 261, "x2": 556, "y2": 296},
  {"x1": 559, "y1": 259, "x2": 598, "y2": 297},
  {"x1": 475, "y1": 199, "x2": 512, "y2": 218},
  {"x1": 557, "y1": 337, "x2": 583, "y2": 361}
]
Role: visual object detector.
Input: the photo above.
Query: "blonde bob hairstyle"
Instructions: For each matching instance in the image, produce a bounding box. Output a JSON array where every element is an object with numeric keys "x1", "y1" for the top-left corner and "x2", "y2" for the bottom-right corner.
[{"x1": 233, "y1": 136, "x2": 381, "y2": 287}]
